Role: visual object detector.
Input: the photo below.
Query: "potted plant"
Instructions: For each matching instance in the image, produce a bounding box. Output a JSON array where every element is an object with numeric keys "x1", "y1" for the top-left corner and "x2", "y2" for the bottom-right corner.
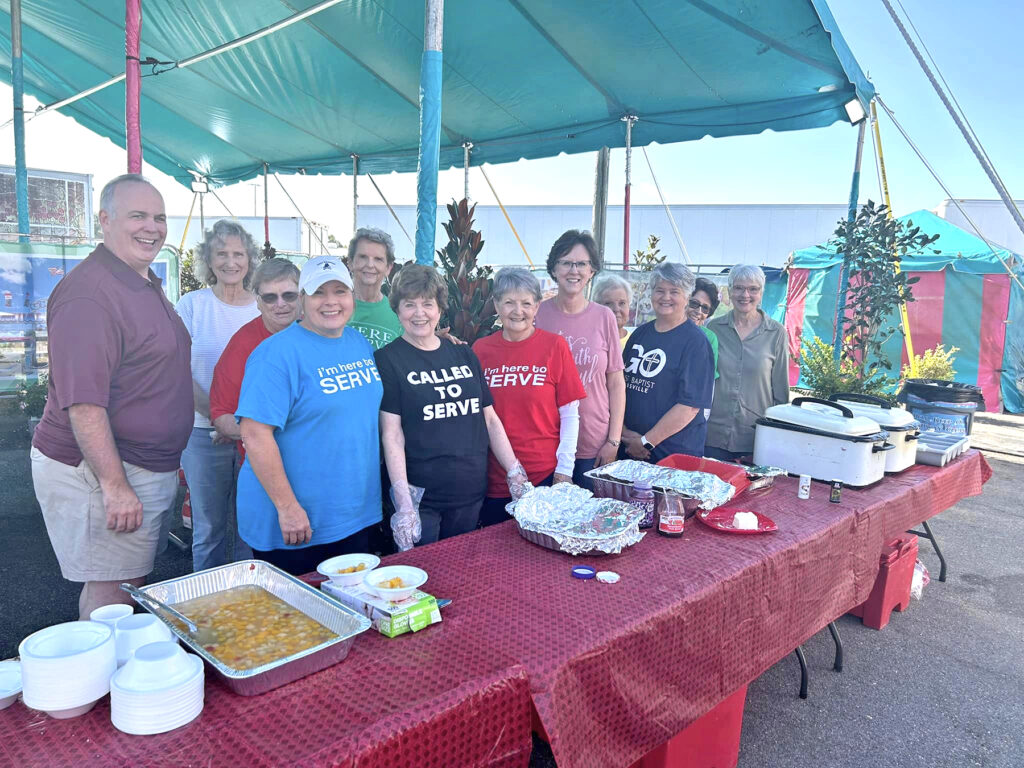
[
  {"x1": 434, "y1": 199, "x2": 497, "y2": 342},
  {"x1": 17, "y1": 373, "x2": 48, "y2": 437}
]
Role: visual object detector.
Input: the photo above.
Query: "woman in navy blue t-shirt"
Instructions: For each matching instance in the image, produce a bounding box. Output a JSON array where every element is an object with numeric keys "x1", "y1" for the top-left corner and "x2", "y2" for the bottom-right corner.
[{"x1": 621, "y1": 263, "x2": 715, "y2": 462}]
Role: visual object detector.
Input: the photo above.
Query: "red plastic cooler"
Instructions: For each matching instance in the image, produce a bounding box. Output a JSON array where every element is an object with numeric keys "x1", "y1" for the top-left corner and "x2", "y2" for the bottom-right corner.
[{"x1": 848, "y1": 535, "x2": 918, "y2": 630}]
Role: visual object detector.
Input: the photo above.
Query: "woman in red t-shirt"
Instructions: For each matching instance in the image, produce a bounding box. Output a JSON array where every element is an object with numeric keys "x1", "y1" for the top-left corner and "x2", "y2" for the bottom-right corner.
[{"x1": 472, "y1": 268, "x2": 586, "y2": 527}]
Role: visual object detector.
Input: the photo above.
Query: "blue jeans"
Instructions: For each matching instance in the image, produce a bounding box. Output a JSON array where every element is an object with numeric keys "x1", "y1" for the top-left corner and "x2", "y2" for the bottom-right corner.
[
  {"x1": 180, "y1": 427, "x2": 251, "y2": 571},
  {"x1": 573, "y1": 457, "x2": 597, "y2": 490}
]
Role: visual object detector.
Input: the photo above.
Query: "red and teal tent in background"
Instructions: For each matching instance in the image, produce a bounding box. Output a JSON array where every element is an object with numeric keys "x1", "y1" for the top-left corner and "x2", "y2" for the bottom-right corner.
[{"x1": 783, "y1": 210, "x2": 1023, "y2": 412}]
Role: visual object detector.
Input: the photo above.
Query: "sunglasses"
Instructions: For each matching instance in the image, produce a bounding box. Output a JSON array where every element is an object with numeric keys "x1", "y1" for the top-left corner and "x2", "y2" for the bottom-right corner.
[
  {"x1": 259, "y1": 291, "x2": 299, "y2": 304},
  {"x1": 688, "y1": 298, "x2": 712, "y2": 315}
]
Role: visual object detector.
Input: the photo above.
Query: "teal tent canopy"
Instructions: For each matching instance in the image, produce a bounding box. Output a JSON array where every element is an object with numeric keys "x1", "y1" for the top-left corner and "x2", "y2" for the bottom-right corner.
[
  {"x1": 0, "y1": 0, "x2": 872, "y2": 187},
  {"x1": 791, "y1": 209, "x2": 1018, "y2": 273}
]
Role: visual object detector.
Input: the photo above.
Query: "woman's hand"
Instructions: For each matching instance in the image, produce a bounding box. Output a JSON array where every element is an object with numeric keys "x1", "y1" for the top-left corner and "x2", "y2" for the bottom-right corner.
[
  {"x1": 624, "y1": 436, "x2": 650, "y2": 460},
  {"x1": 277, "y1": 502, "x2": 313, "y2": 546},
  {"x1": 595, "y1": 440, "x2": 619, "y2": 468},
  {"x1": 553, "y1": 472, "x2": 572, "y2": 485}
]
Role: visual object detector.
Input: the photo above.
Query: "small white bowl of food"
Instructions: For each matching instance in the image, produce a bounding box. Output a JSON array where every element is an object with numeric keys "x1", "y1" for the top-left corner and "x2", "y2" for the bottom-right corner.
[
  {"x1": 317, "y1": 553, "x2": 381, "y2": 587},
  {"x1": 362, "y1": 565, "x2": 428, "y2": 602}
]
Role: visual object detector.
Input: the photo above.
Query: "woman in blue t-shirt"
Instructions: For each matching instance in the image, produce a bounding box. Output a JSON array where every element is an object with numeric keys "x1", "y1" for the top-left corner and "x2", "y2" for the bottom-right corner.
[
  {"x1": 375, "y1": 265, "x2": 528, "y2": 549},
  {"x1": 235, "y1": 255, "x2": 384, "y2": 575},
  {"x1": 621, "y1": 263, "x2": 715, "y2": 462}
]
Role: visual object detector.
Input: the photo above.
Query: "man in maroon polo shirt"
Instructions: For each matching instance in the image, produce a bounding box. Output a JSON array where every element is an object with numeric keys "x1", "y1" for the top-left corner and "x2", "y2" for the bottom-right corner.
[{"x1": 31, "y1": 174, "x2": 193, "y2": 619}]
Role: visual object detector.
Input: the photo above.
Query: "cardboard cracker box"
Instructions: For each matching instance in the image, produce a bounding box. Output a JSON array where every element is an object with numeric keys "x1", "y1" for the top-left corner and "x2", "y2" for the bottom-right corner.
[{"x1": 320, "y1": 580, "x2": 442, "y2": 638}]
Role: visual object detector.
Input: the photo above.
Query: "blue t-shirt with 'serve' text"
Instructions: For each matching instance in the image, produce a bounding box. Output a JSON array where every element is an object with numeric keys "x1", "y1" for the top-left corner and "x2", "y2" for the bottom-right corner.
[{"x1": 235, "y1": 322, "x2": 383, "y2": 551}]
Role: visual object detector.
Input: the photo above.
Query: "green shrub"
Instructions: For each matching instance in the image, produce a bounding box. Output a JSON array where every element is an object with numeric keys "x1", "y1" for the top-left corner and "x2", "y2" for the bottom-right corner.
[
  {"x1": 798, "y1": 336, "x2": 896, "y2": 402},
  {"x1": 901, "y1": 344, "x2": 958, "y2": 381}
]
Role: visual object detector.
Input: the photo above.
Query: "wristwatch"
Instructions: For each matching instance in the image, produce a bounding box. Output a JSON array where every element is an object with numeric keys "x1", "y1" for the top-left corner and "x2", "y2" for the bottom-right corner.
[{"x1": 640, "y1": 434, "x2": 655, "y2": 451}]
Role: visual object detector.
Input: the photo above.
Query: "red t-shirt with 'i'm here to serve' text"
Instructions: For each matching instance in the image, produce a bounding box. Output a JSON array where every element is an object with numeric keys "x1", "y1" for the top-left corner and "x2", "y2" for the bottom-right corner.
[{"x1": 472, "y1": 328, "x2": 586, "y2": 497}]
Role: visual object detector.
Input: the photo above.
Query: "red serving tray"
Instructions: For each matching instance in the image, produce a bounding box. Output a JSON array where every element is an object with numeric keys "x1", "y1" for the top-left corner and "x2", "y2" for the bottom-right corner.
[{"x1": 696, "y1": 507, "x2": 777, "y2": 534}]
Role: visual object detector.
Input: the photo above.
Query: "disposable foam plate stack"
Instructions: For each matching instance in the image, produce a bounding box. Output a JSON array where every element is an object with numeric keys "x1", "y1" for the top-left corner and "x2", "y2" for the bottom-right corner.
[
  {"x1": 110, "y1": 641, "x2": 205, "y2": 735},
  {"x1": 19, "y1": 621, "x2": 116, "y2": 716}
]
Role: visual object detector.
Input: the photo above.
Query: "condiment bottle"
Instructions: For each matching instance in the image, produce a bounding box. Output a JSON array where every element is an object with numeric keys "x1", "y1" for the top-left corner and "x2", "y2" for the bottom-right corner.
[
  {"x1": 629, "y1": 481, "x2": 656, "y2": 529},
  {"x1": 657, "y1": 493, "x2": 685, "y2": 538}
]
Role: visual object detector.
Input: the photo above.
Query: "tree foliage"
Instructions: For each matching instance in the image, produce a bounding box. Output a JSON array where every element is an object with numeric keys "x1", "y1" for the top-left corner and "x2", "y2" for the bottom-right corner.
[
  {"x1": 434, "y1": 199, "x2": 496, "y2": 342},
  {"x1": 798, "y1": 336, "x2": 896, "y2": 402},
  {"x1": 179, "y1": 247, "x2": 203, "y2": 296},
  {"x1": 633, "y1": 234, "x2": 666, "y2": 272},
  {"x1": 829, "y1": 201, "x2": 938, "y2": 383}
]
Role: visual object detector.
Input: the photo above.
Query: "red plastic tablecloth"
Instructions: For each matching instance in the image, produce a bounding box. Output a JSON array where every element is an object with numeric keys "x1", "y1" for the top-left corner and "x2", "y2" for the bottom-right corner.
[{"x1": 0, "y1": 451, "x2": 990, "y2": 768}]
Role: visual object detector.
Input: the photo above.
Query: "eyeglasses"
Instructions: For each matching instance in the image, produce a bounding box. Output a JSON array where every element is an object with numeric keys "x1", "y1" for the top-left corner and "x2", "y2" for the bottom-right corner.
[
  {"x1": 556, "y1": 260, "x2": 591, "y2": 272},
  {"x1": 731, "y1": 285, "x2": 762, "y2": 295},
  {"x1": 688, "y1": 299, "x2": 712, "y2": 315},
  {"x1": 258, "y1": 291, "x2": 299, "y2": 304}
]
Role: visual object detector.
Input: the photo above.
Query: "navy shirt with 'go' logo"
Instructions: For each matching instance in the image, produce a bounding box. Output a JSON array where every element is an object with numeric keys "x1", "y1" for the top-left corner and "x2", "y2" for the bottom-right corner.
[{"x1": 622, "y1": 320, "x2": 714, "y2": 461}]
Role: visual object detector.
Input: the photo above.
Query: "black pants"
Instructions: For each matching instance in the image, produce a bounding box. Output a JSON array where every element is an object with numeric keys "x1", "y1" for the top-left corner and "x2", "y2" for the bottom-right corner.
[
  {"x1": 253, "y1": 527, "x2": 371, "y2": 576},
  {"x1": 478, "y1": 473, "x2": 554, "y2": 528},
  {"x1": 418, "y1": 494, "x2": 484, "y2": 545}
]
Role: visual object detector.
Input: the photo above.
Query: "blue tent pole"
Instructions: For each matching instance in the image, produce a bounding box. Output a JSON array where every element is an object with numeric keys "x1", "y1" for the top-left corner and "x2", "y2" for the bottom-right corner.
[
  {"x1": 832, "y1": 120, "x2": 867, "y2": 369},
  {"x1": 414, "y1": 0, "x2": 444, "y2": 265},
  {"x1": 10, "y1": 0, "x2": 30, "y2": 244}
]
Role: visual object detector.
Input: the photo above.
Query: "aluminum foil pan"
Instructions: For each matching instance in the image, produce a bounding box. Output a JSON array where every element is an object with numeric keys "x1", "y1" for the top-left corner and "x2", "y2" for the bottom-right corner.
[
  {"x1": 745, "y1": 464, "x2": 788, "y2": 490},
  {"x1": 508, "y1": 485, "x2": 646, "y2": 556},
  {"x1": 136, "y1": 560, "x2": 371, "y2": 696},
  {"x1": 584, "y1": 460, "x2": 736, "y2": 510}
]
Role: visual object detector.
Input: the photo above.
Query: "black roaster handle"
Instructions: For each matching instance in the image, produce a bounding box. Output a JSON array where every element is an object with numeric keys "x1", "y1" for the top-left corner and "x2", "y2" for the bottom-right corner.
[
  {"x1": 829, "y1": 392, "x2": 891, "y2": 409},
  {"x1": 791, "y1": 396, "x2": 855, "y2": 419},
  {"x1": 872, "y1": 442, "x2": 896, "y2": 452}
]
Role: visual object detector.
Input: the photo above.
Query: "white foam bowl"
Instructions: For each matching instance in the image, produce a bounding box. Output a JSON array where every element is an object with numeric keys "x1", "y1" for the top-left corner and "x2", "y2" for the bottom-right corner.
[
  {"x1": 89, "y1": 603, "x2": 134, "y2": 630},
  {"x1": 362, "y1": 565, "x2": 428, "y2": 602},
  {"x1": 112, "y1": 641, "x2": 198, "y2": 694},
  {"x1": 0, "y1": 660, "x2": 22, "y2": 710},
  {"x1": 317, "y1": 553, "x2": 380, "y2": 586},
  {"x1": 115, "y1": 613, "x2": 174, "y2": 666},
  {"x1": 19, "y1": 621, "x2": 115, "y2": 712}
]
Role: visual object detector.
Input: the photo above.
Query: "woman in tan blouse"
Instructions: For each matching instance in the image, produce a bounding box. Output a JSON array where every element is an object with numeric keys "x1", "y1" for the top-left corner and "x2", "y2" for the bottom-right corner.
[{"x1": 704, "y1": 264, "x2": 789, "y2": 462}]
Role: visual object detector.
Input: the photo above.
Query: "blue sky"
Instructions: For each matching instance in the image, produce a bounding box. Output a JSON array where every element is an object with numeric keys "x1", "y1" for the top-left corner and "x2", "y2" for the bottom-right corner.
[{"x1": 0, "y1": 0, "x2": 1018, "y2": 233}]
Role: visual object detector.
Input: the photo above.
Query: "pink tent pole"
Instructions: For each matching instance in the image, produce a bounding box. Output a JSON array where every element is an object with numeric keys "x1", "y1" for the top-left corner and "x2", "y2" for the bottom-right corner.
[{"x1": 125, "y1": 0, "x2": 142, "y2": 172}]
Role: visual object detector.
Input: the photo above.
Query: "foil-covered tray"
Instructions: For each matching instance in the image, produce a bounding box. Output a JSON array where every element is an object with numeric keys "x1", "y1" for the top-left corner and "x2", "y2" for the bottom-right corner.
[
  {"x1": 135, "y1": 560, "x2": 371, "y2": 696},
  {"x1": 508, "y1": 485, "x2": 646, "y2": 556},
  {"x1": 584, "y1": 460, "x2": 736, "y2": 512}
]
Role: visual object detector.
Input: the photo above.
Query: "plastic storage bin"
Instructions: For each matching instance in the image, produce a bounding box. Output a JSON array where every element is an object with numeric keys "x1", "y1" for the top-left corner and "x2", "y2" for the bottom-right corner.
[
  {"x1": 629, "y1": 684, "x2": 749, "y2": 768},
  {"x1": 897, "y1": 379, "x2": 985, "y2": 436},
  {"x1": 848, "y1": 535, "x2": 918, "y2": 630}
]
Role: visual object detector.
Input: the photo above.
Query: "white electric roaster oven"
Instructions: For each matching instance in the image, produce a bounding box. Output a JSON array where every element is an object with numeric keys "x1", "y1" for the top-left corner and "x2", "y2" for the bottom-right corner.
[
  {"x1": 828, "y1": 393, "x2": 920, "y2": 473},
  {"x1": 752, "y1": 397, "x2": 894, "y2": 487}
]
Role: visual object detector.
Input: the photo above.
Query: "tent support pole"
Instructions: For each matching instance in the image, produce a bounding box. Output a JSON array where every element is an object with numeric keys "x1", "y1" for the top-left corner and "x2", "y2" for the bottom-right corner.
[
  {"x1": 125, "y1": 0, "x2": 142, "y2": 173},
  {"x1": 622, "y1": 116, "x2": 636, "y2": 269},
  {"x1": 480, "y1": 165, "x2": 532, "y2": 267},
  {"x1": 870, "y1": 99, "x2": 917, "y2": 375},
  {"x1": 463, "y1": 142, "x2": 472, "y2": 202},
  {"x1": 367, "y1": 173, "x2": 413, "y2": 244},
  {"x1": 592, "y1": 147, "x2": 610, "y2": 263},
  {"x1": 199, "y1": 191, "x2": 205, "y2": 233},
  {"x1": 10, "y1": 0, "x2": 29, "y2": 243},
  {"x1": 641, "y1": 146, "x2": 690, "y2": 264},
  {"x1": 833, "y1": 120, "x2": 867, "y2": 370},
  {"x1": 263, "y1": 163, "x2": 270, "y2": 248},
  {"x1": 352, "y1": 154, "x2": 358, "y2": 231},
  {"x1": 414, "y1": 0, "x2": 444, "y2": 265}
]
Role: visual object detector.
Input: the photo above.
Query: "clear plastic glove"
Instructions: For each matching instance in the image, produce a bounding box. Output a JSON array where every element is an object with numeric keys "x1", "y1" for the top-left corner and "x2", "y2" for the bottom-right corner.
[
  {"x1": 506, "y1": 460, "x2": 533, "y2": 501},
  {"x1": 389, "y1": 481, "x2": 423, "y2": 552}
]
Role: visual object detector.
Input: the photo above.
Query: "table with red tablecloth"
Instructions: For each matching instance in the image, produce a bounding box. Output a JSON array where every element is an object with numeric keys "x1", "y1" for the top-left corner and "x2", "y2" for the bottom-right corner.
[{"x1": 0, "y1": 451, "x2": 991, "y2": 768}]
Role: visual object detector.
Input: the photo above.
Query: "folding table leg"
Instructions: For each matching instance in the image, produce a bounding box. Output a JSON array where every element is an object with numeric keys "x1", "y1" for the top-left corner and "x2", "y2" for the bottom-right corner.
[
  {"x1": 794, "y1": 647, "x2": 808, "y2": 699},
  {"x1": 827, "y1": 621, "x2": 843, "y2": 672},
  {"x1": 908, "y1": 519, "x2": 947, "y2": 582}
]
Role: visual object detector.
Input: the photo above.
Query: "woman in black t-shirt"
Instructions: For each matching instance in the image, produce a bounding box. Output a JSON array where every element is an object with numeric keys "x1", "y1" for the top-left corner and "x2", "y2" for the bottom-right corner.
[{"x1": 374, "y1": 265, "x2": 528, "y2": 549}]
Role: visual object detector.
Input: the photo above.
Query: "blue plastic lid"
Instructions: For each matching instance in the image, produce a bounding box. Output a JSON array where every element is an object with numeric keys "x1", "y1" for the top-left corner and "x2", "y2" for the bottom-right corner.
[{"x1": 571, "y1": 565, "x2": 597, "y2": 580}]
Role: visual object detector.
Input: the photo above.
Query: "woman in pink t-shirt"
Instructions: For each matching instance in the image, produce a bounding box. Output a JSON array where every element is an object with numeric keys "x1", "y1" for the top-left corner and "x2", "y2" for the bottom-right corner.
[{"x1": 535, "y1": 230, "x2": 625, "y2": 490}]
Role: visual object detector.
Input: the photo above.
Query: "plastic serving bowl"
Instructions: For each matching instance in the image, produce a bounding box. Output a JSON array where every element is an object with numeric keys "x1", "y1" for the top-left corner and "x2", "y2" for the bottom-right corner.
[
  {"x1": 19, "y1": 620, "x2": 116, "y2": 714},
  {"x1": 362, "y1": 565, "x2": 428, "y2": 602},
  {"x1": 317, "y1": 553, "x2": 381, "y2": 587},
  {"x1": 115, "y1": 613, "x2": 174, "y2": 666}
]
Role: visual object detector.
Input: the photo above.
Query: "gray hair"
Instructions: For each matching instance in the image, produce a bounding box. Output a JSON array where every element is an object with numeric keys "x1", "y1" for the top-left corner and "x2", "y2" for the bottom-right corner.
[
  {"x1": 592, "y1": 272, "x2": 633, "y2": 303},
  {"x1": 193, "y1": 219, "x2": 261, "y2": 289},
  {"x1": 649, "y1": 262, "x2": 695, "y2": 297},
  {"x1": 728, "y1": 264, "x2": 766, "y2": 291},
  {"x1": 492, "y1": 267, "x2": 542, "y2": 304},
  {"x1": 348, "y1": 227, "x2": 395, "y2": 264},
  {"x1": 99, "y1": 173, "x2": 156, "y2": 218},
  {"x1": 251, "y1": 257, "x2": 300, "y2": 295}
]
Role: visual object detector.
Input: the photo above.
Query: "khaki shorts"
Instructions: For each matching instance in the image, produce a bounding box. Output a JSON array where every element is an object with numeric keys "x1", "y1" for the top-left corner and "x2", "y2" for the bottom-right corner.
[{"x1": 31, "y1": 447, "x2": 178, "y2": 582}]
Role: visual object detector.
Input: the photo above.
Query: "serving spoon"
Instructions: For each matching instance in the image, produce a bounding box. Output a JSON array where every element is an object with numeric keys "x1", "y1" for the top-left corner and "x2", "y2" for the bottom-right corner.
[{"x1": 119, "y1": 583, "x2": 218, "y2": 647}]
